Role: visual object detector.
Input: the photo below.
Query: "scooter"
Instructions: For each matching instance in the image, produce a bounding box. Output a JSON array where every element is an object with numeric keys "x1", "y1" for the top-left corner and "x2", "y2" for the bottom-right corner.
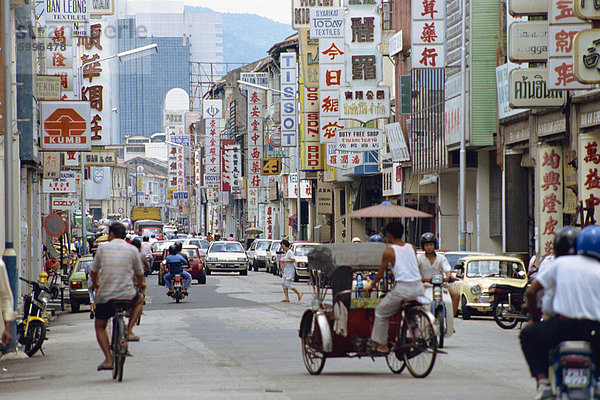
[
  {"x1": 549, "y1": 341, "x2": 596, "y2": 400},
  {"x1": 427, "y1": 274, "x2": 454, "y2": 348},
  {"x1": 167, "y1": 274, "x2": 188, "y2": 303},
  {"x1": 17, "y1": 277, "x2": 51, "y2": 357}
]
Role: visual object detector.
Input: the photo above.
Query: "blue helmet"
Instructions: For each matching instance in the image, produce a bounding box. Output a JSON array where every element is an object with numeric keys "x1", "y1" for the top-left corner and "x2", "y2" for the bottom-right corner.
[
  {"x1": 576, "y1": 225, "x2": 600, "y2": 261},
  {"x1": 369, "y1": 234, "x2": 385, "y2": 243}
]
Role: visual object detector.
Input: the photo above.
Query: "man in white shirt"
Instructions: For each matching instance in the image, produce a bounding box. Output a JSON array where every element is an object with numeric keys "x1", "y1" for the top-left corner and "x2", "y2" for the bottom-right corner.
[
  {"x1": 417, "y1": 232, "x2": 459, "y2": 316},
  {"x1": 520, "y1": 225, "x2": 600, "y2": 400},
  {"x1": 140, "y1": 236, "x2": 154, "y2": 274}
]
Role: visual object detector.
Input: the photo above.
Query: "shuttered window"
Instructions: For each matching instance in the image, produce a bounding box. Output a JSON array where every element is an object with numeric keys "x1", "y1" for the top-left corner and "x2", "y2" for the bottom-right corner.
[{"x1": 489, "y1": 151, "x2": 502, "y2": 237}]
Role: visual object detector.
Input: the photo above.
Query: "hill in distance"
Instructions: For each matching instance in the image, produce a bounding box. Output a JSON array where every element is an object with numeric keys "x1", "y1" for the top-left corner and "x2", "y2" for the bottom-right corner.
[{"x1": 185, "y1": 6, "x2": 294, "y2": 65}]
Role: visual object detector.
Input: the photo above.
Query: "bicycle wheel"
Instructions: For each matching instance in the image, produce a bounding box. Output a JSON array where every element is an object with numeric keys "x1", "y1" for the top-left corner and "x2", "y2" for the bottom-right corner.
[
  {"x1": 23, "y1": 320, "x2": 46, "y2": 357},
  {"x1": 386, "y1": 350, "x2": 406, "y2": 374},
  {"x1": 112, "y1": 317, "x2": 125, "y2": 380},
  {"x1": 402, "y1": 309, "x2": 437, "y2": 378},
  {"x1": 117, "y1": 353, "x2": 125, "y2": 381},
  {"x1": 300, "y1": 323, "x2": 326, "y2": 375}
]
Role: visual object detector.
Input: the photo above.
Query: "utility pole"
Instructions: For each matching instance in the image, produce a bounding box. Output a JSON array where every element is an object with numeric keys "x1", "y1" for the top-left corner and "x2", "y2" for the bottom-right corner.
[
  {"x1": 2, "y1": 0, "x2": 18, "y2": 351},
  {"x1": 459, "y1": 0, "x2": 467, "y2": 251}
]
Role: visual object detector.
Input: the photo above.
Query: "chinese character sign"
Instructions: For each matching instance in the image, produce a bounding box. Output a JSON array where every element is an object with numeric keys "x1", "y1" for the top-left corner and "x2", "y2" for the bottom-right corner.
[
  {"x1": 319, "y1": 36, "x2": 345, "y2": 144},
  {"x1": 579, "y1": 133, "x2": 600, "y2": 221},
  {"x1": 548, "y1": 20, "x2": 590, "y2": 88},
  {"x1": 345, "y1": 0, "x2": 383, "y2": 84},
  {"x1": 204, "y1": 118, "x2": 221, "y2": 179},
  {"x1": 411, "y1": 0, "x2": 446, "y2": 69},
  {"x1": 538, "y1": 146, "x2": 564, "y2": 257},
  {"x1": 247, "y1": 89, "x2": 264, "y2": 190}
]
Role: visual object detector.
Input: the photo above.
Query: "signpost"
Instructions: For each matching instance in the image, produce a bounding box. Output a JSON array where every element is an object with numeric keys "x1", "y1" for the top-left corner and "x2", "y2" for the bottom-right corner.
[{"x1": 43, "y1": 213, "x2": 67, "y2": 238}]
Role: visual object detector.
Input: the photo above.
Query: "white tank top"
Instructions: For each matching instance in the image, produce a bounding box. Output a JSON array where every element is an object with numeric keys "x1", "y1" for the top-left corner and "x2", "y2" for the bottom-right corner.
[{"x1": 390, "y1": 244, "x2": 422, "y2": 283}]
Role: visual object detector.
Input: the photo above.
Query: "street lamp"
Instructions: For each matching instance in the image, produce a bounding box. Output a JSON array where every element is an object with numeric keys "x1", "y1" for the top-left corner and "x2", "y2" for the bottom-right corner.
[
  {"x1": 78, "y1": 44, "x2": 158, "y2": 251},
  {"x1": 236, "y1": 80, "x2": 301, "y2": 240}
]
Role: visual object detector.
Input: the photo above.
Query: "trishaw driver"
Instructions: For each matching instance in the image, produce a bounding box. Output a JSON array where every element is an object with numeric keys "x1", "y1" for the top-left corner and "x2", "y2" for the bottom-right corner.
[{"x1": 363, "y1": 221, "x2": 424, "y2": 355}]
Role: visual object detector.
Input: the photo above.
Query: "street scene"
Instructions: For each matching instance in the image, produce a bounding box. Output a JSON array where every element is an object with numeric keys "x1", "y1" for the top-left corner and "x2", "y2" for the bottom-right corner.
[{"x1": 0, "y1": 0, "x2": 600, "y2": 400}]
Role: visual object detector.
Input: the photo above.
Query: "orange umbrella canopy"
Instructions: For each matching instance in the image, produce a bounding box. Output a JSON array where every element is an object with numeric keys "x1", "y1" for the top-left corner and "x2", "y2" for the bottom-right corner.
[{"x1": 342, "y1": 202, "x2": 432, "y2": 219}]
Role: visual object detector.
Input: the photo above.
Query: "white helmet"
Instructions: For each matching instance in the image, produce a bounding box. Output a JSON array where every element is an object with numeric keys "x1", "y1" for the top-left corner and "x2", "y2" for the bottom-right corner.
[{"x1": 352, "y1": 237, "x2": 361, "y2": 243}]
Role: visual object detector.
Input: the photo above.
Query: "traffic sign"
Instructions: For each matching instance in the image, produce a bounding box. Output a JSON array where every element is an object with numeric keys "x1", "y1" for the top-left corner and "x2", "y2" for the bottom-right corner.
[
  {"x1": 269, "y1": 132, "x2": 282, "y2": 148},
  {"x1": 261, "y1": 158, "x2": 282, "y2": 176},
  {"x1": 43, "y1": 213, "x2": 67, "y2": 238}
]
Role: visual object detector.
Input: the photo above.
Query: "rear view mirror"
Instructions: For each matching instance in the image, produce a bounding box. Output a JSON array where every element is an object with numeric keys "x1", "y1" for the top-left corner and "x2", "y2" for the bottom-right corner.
[{"x1": 455, "y1": 265, "x2": 464, "y2": 279}]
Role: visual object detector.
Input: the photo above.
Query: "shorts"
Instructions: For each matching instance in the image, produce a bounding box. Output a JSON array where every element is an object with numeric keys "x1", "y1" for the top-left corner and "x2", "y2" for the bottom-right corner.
[{"x1": 95, "y1": 291, "x2": 141, "y2": 321}]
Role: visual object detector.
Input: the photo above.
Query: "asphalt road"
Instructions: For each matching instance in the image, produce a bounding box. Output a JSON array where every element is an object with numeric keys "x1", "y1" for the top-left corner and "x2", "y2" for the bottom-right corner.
[{"x1": 0, "y1": 269, "x2": 535, "y2": 400}]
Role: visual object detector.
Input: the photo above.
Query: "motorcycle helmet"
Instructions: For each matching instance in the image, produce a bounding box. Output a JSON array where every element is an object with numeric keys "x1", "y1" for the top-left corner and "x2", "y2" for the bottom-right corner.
[
  {"x1": 168, "y1": 244, "x2": 178, "y2": 255},
  {"x1": 420, "y1": 232, "x2": 437, "y2": 249},
  {"x1": 352, "y1": 237, "x2": 361, "y2": 243},
  {"x1": 576, "y1": 225, "x2": 600, "y2": 261},
  {"x1": 553, "y1": 226, "x2": 579, "y2": 257},
  {"x1": 369, "y1": 234, "x2": 384, "y2": 243},
  {"x1": 175, "y1": 241, "x2": 183, "y2": 253}
]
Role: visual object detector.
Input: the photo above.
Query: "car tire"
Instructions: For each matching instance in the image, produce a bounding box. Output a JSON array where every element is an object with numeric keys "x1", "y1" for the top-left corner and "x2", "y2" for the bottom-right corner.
[
  {"x1": 198, "y1": 272, "x2": 206, "y2": 285},
  {"x1": 206, "y1": 267, "x2": 211, "y2": 275},
  {"x1": 254, "y1": 264, "x2": 259, "y2": 272},
  {"x1": 240, "y1": 268, "x2": 248, "y2": 276},
  {"x1": 461, "y1": 296, "x2": 471, "y2": 320},
  {"x1": 158, "y1": 273, "x2": 164, "y2": 286},
  {"x1": 70, "y1": 300, "x2": 80, "y2": 313}
]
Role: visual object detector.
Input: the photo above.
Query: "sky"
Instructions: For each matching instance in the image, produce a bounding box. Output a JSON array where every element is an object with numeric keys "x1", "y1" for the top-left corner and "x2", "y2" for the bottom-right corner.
[{"x1": 182, "y1": 0, "x2": 291, "y2": 25}]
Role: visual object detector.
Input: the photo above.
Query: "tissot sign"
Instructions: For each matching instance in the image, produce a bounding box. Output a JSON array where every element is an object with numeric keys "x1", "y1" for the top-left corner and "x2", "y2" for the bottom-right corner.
[{"x1": 40, "y1": 101, "x2": 91, "y2": 151}]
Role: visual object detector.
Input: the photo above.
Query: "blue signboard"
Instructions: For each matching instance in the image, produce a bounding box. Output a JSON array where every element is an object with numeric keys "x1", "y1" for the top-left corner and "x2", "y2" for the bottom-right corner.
[
  {"x1": 173, "y1": 191, "x2": 189, "y2": 199},
  {"x1": 171, "y1": 135, "x2": 190, "y2": 146}
]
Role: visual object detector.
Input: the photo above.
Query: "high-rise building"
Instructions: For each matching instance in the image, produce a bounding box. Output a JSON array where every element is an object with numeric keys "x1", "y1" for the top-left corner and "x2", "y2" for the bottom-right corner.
[{"x1": 117, "y1": 0, "x2": 223, "y2": 140}]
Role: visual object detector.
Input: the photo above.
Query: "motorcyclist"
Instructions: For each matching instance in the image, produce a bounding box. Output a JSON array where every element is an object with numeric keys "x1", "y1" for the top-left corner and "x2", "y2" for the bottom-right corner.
[
  {"x1": 417, "y1": 232, "x2": 459, "y2": 316},
  {"x1": 164, "y1": 245, "x2": 192, "y2": 295},
  {"x1": 520, "y1": 225, "x2": 600, "y2": 400},
  {"x1": 140, "y1": 236, "x2": 154, "y2": 275}
]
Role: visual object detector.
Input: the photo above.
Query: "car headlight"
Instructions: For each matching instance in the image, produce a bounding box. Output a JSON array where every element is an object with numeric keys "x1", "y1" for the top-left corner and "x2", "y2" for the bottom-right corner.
[
  {"x1": 237, "y1": 257, "x2": 247, "y2": 262},
  {"x1": 38, "y1": 291, "x2": 50, "y2": 303},
  {"x1": 470, "y1": 284, "x2": 482, "y2": 295},
  {"x1": 297, "y1": 262, "x2": 306, "y2": 268},
  {"x1": 207, "y1": 257, "x2": 217, "y2": 262},
  {"x1": 431, "y1": 274, "x2": 443, "y2": 285}
]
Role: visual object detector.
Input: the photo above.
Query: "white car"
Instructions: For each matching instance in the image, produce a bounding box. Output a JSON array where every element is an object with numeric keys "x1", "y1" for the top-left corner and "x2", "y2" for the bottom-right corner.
[
  {"x1": 266, "y1": 241, "x2": 282, "y2": 274},
  {"x1": 247, "y1": 239, "x2": 273, "y2": 272},
  {"x1": 290, "y1": 242, "x2": 321, "y2": 281},
  {"x1": 205, "y1": 241, "x2": 249, "y2": 275}
]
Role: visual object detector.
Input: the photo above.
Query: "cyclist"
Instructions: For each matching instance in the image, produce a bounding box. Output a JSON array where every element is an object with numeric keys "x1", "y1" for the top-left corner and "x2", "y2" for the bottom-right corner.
[
  {"x1": 89, "y1": 222, "x2": 145, "y2": 371},
  {"x1": 363, "y1": 221, "x2": 424, "y2": 355}
]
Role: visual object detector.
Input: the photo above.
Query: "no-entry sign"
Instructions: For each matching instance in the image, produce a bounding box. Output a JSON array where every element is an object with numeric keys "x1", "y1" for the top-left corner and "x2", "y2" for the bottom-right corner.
[{"x1": 44, "y1": 213, "x2": 67, "y2": 238}]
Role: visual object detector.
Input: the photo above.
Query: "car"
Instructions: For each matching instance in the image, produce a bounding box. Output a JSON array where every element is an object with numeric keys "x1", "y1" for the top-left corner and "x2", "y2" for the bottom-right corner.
[
  {"x1": 451, "y1": 255, "x2": 528, "y2": 320},
  {"x1": 152, "y1": 240, "x2": 175, "y2": 272},
  {"x1": 181, "y1": 238, "x2": 210, "y2": 260},
  {"x1": 204, "y1": 241, "x2": 249, "y2": 275},
  {"x1": 68, "y1": 255, "x2": 94, "y2": 313},
  {"x1": 160, "y1": 245, "x2": 206, "y2": 285},
  {"x1": 290, "y1": 242, "x2": 321, "y2": 282},
  {"x1": 247, "y1": 239, "x2": 273, "y2": 271},
  {"x1": 266, "y1": 240, "x2": 282, "y2": 274}
]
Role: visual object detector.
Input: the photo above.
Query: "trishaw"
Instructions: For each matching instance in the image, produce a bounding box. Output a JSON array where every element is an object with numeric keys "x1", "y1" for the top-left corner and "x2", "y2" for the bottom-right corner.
[{"x1": 300, "y1": 243, "x2": 438, "y2": 377}]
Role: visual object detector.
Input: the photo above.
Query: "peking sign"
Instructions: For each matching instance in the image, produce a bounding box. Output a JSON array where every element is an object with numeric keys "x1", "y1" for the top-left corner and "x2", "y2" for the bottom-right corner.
[{"x1": 40, "y1": 101, "x2": 91, "y2": 151}]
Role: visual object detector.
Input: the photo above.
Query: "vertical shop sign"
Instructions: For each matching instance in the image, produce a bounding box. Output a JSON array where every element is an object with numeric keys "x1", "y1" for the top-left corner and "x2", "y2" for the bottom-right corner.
[
  {"x1": 579, "y1": 133, "x2": 600, "y2": 222},
  {"x1": 538, "y1": 146, "x2": 564, "y2": 256},
  {"x1": 280, "y1": 53, "x2": 298, "y2": 147},
  {"x1": 411, "y1": 0, "x2": 446, "y2": 69},
  {"x1": 319, "y1": 37, "x2": 346, "y2": 144}
]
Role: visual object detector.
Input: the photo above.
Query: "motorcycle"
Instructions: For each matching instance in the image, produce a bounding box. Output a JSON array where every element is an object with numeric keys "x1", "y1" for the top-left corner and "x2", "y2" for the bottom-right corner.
[
  {"x1": 489, "y1": 282, "x2": 529, "y2": 330},
  {"x1": 17, "y1": 277, "x2": 51, "y2": 357},
  {"x1": 549, "y1": 341, "x2": 596, "y2": 400},
  {"x1": 167, "y1": 274, "x2": 188, "y2": 303},
  {"x1": 143, "y1": 255, "x2": 153, "y2": 277},
  {"x1": 427, "y1": 274, "x2": 454, "y2": 348}
]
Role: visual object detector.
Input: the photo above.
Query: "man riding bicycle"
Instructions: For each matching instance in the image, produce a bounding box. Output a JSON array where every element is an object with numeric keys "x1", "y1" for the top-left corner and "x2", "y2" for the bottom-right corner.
[{"x1": 89, "y1": 222, "x2": 145, "y2": 371}]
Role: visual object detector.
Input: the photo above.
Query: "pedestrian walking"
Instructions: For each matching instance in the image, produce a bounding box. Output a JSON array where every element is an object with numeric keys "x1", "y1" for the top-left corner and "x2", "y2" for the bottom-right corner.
[{"x1": 279, "y1": 239, "x2": 303, "y2": 303}]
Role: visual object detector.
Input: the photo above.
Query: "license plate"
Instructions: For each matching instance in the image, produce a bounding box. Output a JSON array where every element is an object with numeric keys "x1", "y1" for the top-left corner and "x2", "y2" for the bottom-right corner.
[
  {"x1": 225, "y1": 264, "x2": 234, "y2": 268},
  {"x1": 174, "y1": 281, "x2": 182, "y2": 287},
  {"x1": 564, "y1": 368, "x2": 589, "y2": 387}
]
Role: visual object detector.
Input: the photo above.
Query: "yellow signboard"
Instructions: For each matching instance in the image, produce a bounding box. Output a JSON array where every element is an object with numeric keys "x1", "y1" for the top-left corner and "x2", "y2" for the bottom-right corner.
[
  {"x1": 167, "y1": 188, "x2": 175, "y2": 200},
  {"x1": 261, "y1": 158, "x2": 282, "y2": 176}
]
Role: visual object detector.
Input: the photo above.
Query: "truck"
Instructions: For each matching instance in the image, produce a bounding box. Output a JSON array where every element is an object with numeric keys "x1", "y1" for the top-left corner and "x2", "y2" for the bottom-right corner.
[
  {"x1": 130, "y1": 207, "x2": 162, "y2": 223},
  {"x1": 130, "y1": 207, "x2": 164, "y2": 239}
]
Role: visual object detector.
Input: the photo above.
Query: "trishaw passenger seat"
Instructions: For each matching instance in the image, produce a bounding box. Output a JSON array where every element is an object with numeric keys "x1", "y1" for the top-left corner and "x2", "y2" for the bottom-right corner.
[{"x1": 331, "y1": 266, "x2": 353, "y2": 308}]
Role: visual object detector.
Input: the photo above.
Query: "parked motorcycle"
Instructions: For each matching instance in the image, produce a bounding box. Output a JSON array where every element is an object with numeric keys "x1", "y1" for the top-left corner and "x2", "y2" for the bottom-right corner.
[
  {"x1": 427, "y1": 274, "x2": 454, "y2": 348},
  {"x1": 489, "y1": 282, "x2": 528, "y2": 330},
  {"x1": 17, "y1": 277, "x2": 51, "y2": 357},
  {"x1": 167, "y1": 274, "x2": 188, "y2": 303},
  {"x1": 549, "y1": 341, "x2": 596, "y2": 400}
]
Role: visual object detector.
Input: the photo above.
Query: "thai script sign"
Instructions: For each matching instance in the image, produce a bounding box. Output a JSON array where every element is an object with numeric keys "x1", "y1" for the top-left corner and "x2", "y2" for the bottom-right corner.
[
  {"x1": 509, "y1": 69, "x2": 566, "y2": 108},
  {"x1": 336, "y1": 127, "x2": 383, "y2": 151},
  {"x1": 339, "y1": 86, "x2": 390, "y2": 122}
]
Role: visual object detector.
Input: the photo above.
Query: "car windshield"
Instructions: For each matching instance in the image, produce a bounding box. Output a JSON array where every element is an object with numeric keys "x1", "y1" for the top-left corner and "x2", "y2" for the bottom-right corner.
[
  {"x1": 466, "y1": 260, "x2": 526, "y2": 279},
  {"x1": 76, "y1": 260, "x2": 93, "y2": 273},
  {"x1": 210, "y1": 242, "x2": 244, "y2": 253},
  {"x1": 142, "y1": 227, "x2": 162, "y2": 236},
  {"x1": 198, "y1": 240, "x2": 209, "y2": 249},
  {"x1": 181, "y1": 249, "x2": 198, "y2": 258},
  {"x1": 256, "y1": 241, "x2": 271, "y2": 251},
  {"x1": 294, "y1": 245, "x2": 318, "y2": 256},
  {"x1": 153, "y1": 241, "x2": 173, "y2": 252}
]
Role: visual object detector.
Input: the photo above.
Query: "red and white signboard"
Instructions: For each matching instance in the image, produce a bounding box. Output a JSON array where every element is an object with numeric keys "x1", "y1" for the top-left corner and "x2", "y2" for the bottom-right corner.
[
  {"x1": 40, "y1": 101, "x2": 91, "y2": 151},
  {"x1": 538, "y1": 146, "x2": 563, "y2": 257},
  {"x1": 579, "y1": 133, "x2": 600, "y2": 223},
  {"x1": 51, "y1": 197, "x2": 78, "y2": 211},
  {"x1": 411, "y1": 0, "x2": 446, "y2": 69},
  {"x1": 547, "y1": 18, "x2": 590, "y2": 89}
]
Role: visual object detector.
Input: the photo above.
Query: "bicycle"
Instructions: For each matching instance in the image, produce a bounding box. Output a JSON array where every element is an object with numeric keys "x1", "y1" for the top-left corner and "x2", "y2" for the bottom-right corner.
[{"x1": 110, "y1": 300, "x2": 131, "y2": 382}]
